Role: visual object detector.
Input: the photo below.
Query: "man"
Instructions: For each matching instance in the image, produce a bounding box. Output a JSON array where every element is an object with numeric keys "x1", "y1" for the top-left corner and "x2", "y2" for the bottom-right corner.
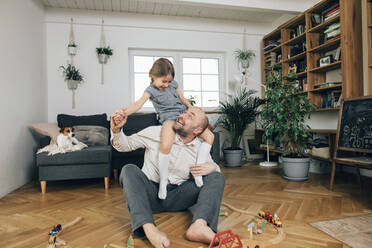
[{"x1": 110, "y1": 107, "x2": 225, "y2": 248}]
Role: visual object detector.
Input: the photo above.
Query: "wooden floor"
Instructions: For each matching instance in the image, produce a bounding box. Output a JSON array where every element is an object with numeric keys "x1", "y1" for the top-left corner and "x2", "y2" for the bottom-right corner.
[{"x1": 1, "y1": 163, "x2": 372, "y2": 248}]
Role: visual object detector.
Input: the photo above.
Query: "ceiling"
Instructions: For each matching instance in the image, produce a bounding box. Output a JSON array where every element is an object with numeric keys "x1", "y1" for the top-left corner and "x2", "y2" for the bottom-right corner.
[{"x1": 41, "y1": 0, "x2": 320, "y2": 23}]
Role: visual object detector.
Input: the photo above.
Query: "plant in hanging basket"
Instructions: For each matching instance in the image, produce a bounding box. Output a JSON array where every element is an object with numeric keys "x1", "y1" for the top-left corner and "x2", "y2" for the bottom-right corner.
[
  {"x1": 96, "y1": 46, "x2": 113, "y2": 64},
  {"x1": 96, "y1": 46, "x2": 113, "y2": 57},
  {"x1": 60, "y1": 64, "x2": 84, "y2": 90},
  {"x1": 67, "y1": 43, "x2": 77, "y2": 55},
  {"x1": 234, "y1": 49, "x2": 256, "y2": 69}
]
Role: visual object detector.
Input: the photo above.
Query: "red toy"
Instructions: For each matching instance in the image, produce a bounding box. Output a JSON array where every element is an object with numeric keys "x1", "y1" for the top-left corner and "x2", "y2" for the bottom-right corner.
[{"x1": 209, "y1": 230, "x2": 242, "y2": 248}]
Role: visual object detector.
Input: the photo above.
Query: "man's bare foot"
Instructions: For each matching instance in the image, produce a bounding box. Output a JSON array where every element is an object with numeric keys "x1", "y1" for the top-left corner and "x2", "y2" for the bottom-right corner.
[
  {"x1": 185, "y1": 219, "x2": 215, "y2": 244},
  {"x1": 143, "y1": 223, "x2": 170, "y2": 248}
]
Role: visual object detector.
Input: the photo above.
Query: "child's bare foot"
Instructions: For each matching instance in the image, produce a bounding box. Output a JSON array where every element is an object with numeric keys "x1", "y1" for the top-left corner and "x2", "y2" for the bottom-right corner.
[
  {"x1": 143, "y1": 223, "x2": 170, "y2": 248},
  {"x1": 185, "y1": 219, "x2": 215, "y2": 244}
]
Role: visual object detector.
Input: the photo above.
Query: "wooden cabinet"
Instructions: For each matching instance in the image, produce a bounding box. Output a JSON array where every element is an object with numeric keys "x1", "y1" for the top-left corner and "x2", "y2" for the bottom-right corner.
[{"x1": 262, "y1": 0, "x2": 363, "y2": 111}]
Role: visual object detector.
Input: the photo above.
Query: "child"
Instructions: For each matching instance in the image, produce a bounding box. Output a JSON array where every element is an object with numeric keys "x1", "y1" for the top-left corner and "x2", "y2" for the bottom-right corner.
[{"x1": 117, "y1": 58, "x2": 214, "y2": 199}]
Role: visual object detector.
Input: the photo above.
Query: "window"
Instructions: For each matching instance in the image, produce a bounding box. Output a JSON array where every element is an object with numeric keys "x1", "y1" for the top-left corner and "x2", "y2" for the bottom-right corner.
[{"x1": 130, "y1": 50, "x2": 224, "y2": 111}]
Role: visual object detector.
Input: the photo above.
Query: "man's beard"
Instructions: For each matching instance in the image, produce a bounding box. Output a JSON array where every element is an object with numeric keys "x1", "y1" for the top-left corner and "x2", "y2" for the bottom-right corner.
[{"x1": 172, "y1": 125, "x2": 188, "y2": 137}]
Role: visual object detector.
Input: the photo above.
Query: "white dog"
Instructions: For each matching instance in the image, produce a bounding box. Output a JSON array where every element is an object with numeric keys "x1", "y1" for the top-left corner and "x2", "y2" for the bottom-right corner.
[
  {"x1": 56, "y1": 127, "x2": 87, "y2": 153},
  {"x1": 38, "y1": 127, "x2": 87, "y2": 155}
]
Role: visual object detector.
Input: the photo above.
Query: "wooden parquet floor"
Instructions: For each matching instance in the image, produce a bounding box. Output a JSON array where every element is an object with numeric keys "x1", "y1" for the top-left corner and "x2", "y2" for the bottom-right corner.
[{"x1": 1, "y1": 163, "x2": 372, "y2": 248}]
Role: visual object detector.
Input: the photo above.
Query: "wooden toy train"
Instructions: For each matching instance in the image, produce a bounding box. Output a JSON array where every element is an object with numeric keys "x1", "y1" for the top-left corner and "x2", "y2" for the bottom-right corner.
[{"x1": 258, "y1": 211, "x2": 282, "y2": 227}]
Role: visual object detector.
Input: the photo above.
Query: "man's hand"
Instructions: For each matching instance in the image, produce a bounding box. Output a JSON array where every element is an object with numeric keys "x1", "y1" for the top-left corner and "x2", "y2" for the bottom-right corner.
[
  {"x1": 190, "y1": 163, "x2": 216, "y2": 177},
  {"x1": 110, "y1": 109, "x2": 127, "y2": 133}
]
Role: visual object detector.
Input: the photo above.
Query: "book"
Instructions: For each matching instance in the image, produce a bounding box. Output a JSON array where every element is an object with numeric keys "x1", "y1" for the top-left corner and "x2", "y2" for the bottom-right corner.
[
  {"x1": 326, "y1": 29, "x2": 340, "y2": 39},
  {"x1": 324, "y1": 23, "x2": 340, "y2": 33},
  {"x1": 314, "y1": 82, "x2": 341, "y2": 89},
  {"x1": 324, "y1": 6, "x2": 340, "y2": 17},
  {"x1": 324, "y1": 10, "x2": 340, "y2": 20}
]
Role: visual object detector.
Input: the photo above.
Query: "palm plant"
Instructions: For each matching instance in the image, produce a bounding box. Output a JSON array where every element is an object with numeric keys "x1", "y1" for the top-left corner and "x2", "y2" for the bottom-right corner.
[{"x1": 219, "y1": 88, "x2": 264, "y2": 149}]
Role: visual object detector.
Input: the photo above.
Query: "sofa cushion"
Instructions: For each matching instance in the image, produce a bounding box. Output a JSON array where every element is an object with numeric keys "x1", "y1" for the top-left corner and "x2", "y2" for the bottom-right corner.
[
  {"x1": 37, "y1": 145, "x2": 111, "y2": 166},
  {"x1": 58, "y1": 114, "x2": 109, "y2": 129},
  {"x1": 73, "y1": 125, "x2": 109, "y2": 146}
]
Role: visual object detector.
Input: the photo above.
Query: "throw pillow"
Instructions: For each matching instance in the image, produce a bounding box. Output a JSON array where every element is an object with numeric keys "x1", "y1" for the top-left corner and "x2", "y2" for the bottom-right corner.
[
  {"x1": 29, "y1": 123, "x2": 60, "y2": 142},
  {"x1": 73, "y1": 125, "x2": 109, "y2": 146},
  {"x1": 58, "y1": 113, "x2": 108, "y2": 129}
]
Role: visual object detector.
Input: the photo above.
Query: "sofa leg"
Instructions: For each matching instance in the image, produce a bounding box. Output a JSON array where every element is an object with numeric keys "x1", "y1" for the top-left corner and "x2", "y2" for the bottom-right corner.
[
  {"x1": 104, "y1": 177, "x2": 109, "y2": 190},
  {"x1": 40, "y1": 181, "x2": 46, "y2": 194},
  {"x1": 113, "y1": 169, "x2": 118, "y2": 183}
]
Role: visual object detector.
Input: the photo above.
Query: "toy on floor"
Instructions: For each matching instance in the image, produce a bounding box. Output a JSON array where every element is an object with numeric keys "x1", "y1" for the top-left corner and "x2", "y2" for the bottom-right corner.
[
  {"x1": 46, "y1": 216, "x2": 83, "y2": 248},
  {"x1": 219, "y1": 211, "x2": 229, "y2": 217},
  {"x1": 208, "y1": 230, "x2": 242, "y2": 248},
  {"x1": 258, "y1": 211, "x2": 282, "y2": 227}
]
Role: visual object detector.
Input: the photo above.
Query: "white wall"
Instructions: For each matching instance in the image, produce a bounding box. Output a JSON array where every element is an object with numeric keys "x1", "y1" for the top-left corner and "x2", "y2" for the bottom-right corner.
[
  {"x1": 0, "y1": 0, "x2": 46, "y2": 198},
  {"x1": 45, "y1": 8, "x2": 273, "y2": 121}
]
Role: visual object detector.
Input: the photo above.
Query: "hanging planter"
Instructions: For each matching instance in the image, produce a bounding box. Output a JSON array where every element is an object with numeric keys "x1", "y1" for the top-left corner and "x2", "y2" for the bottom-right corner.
[
  {"x1": 67, "y1": 18, "x2": 77, "y2": 62},
  {"x1": 67, "y1": 79, "x2": 79, "y2": 90},
  {"x1": 68, "y1": 44, "x2": 77, "y2": 56},
  {"x1": 60, "y1": 64, "x2": 84, "y2": 109},
  {"x1": 96, "y1": 47, "x2": 112, "y2": 64},
  {"x1": 97, "y1": 20, "x2": 113, "y2": 84}
]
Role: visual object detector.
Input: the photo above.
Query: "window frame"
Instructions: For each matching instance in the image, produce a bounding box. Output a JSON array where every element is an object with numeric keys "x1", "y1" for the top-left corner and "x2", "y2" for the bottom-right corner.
[{"x1": 129, "y1": 49, "x2": 225, "y2": 112}]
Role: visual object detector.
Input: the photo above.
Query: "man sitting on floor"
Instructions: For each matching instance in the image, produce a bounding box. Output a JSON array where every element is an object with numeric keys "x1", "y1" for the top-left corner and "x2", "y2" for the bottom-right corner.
[{"x1": 110, "y1": 107, "x2": 225, "y2": 248}]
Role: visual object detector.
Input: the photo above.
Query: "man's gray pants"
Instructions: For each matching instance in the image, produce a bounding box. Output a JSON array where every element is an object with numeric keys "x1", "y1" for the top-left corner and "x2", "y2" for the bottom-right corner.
[{"x1": 120, "y1": 164, "x2": 225, "y2": 237}]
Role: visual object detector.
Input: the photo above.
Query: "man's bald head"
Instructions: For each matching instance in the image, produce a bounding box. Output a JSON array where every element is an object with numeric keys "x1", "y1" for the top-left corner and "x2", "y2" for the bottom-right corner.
[{"x1": 173, "y1": 107, "x2": 209, "y2": 140}]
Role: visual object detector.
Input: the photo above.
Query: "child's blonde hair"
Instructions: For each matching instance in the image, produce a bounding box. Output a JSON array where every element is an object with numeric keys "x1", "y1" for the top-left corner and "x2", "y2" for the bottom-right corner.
[{"x1": 149, "y1": 58, "x2": 175, "y2": 83}]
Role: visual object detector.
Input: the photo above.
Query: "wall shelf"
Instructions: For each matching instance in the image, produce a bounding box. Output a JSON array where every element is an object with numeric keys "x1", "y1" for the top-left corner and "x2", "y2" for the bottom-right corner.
[
  {"x1": 283, "y1": 51, "x2": 306, "y2": 63},
  {"x1": 282, "y1": 33, "x2": 306, "y2": 46},
  {"x1": 310, "y1": 84, "x2": 342, "y2": 92},
  {"x1": 309, "y1": 37, "x2": 340, "y2": 53},
  {"x1": 309, "y1": 61, "x2": 341, "y2": 73}
]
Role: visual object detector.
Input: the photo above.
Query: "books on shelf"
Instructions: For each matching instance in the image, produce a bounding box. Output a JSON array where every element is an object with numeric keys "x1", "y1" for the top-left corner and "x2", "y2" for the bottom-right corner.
[
  {"x1": 264, "y1": 41, "x2": 281, "y2": 51},
  {"x1": 319, "y1": 89, "x2": 342, "y2": 108},
  {"x1": 314, "y1": 81, "x2": 341, "y2": 89},
  {"x1": 290, "y1": 24, "x2": 306, "y2": 39}
]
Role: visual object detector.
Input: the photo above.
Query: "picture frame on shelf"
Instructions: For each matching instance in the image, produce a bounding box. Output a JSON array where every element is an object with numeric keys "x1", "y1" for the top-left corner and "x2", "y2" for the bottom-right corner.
[{"x1": 319, "y1": 55, "x2": 333, "y2": 67}]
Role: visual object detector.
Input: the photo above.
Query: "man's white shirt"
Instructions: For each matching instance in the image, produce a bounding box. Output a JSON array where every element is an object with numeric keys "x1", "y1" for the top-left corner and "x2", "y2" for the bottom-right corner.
[{"x1": 111, "y1": 126, "x2": 220, "y2": 185}]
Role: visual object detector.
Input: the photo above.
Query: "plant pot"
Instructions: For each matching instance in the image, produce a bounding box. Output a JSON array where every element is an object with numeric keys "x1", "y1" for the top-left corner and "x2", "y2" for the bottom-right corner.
[
  {"x1": 68, "y1": 46, "x2": 77, "y2": 55},
  {"x1": 67, "y1": 80, "x2": 80, "y2": 90},
  {"x1": 281, "y1": 156, "x2": 310, "y2": 181},
  {"x1": 98, "y1": 54, "x2": 108, "y2": 64},
  {"x1": 223, "y1": 148, "x2": 243, "y2": 167},
  {"x1": 241, "y1": 60, "x2": 249, "y2": 69}
]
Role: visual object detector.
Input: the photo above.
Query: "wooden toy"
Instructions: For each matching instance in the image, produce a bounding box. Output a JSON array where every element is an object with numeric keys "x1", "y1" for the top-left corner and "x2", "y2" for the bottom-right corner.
[
  {"x1": 47, "y1": 216, "x2": 82, "y2": 248},
  {"x1": 258, "y1": 211, "x2": 282, "y2": 227},
  {"x1": 208, "y1": 230, "x2": 242, "y2": 248}
]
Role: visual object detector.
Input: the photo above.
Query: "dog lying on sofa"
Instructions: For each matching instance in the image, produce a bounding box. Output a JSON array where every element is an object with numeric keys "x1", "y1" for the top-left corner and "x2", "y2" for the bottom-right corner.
[{"x1": 38, "y1": 127, "x2": 87, "y2": 155}]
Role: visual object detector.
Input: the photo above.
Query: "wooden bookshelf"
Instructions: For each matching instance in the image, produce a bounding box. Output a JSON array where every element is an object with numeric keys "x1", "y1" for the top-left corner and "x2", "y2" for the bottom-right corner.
[
  {"x1": 261, "y1": 0, "x2": 364, "y2": 111},
  {"x1": 364, "y1": 0, "x2": 372, "y2": 95}
]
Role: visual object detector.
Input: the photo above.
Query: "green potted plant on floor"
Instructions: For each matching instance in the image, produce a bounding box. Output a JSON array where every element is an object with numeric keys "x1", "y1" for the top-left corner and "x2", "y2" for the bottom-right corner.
[
  {"x1": 261, "y1": 65, "x2": 316, "y2": 180},
  {"x1": 60, "y1": 64, "x2": 84, "y2": 90},
  {"x1": 96, "y1": 46, "x2": 113, "y2": 64},
  {"x1": 219, "y1": 88, "x2": 264, "y2": 167}
]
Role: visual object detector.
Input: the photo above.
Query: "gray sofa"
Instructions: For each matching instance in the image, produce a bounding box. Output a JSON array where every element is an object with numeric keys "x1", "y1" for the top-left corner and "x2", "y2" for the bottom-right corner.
[{"x1": 36, "y1": 113, "x2": 220, "y2": 193}]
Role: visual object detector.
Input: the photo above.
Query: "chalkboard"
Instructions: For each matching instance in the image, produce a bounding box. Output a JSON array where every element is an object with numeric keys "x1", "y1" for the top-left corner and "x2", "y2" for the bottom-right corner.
[{"x1": 338, "y1": 97, "x2": 372, "y2": 152}]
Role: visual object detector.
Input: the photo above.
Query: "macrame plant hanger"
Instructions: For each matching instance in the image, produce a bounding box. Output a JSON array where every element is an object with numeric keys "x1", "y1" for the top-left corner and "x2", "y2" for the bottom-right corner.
[
  {"x1": 99, "y1": 19, "x2": 106, "y2": 85},
  {"x1": 69, "y1": 18, "x2": 77, "y2": 109},
  {"x1": 242, "y1": 28, "x2": 249, "y2": 85}
]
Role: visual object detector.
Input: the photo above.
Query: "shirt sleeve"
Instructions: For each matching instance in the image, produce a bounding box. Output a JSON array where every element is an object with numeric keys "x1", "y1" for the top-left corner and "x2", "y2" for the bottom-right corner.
[
  {"x1": 171, "y1": 80, "x2": 179, "y2": 89},
  {"x1": 110, "y1": 129, "x2": 146, "y2": 152},
  {"x1": 144, "y1": 85, "x2": 154, "y2": 100}
]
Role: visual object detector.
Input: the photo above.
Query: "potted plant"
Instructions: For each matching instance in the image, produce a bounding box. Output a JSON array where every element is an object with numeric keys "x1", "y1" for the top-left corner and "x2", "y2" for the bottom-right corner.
[
  {"x1": 261, "y1": 65, "x2": 316, "y2": 180},
  {"x1": 67, "y1": 43, "x2": 77, "y2": 55},
  {"x1": 60, "y1": 64, "x2": 84, "y2": 90},
  {"x1": 234, "y1": 49, "x2": 256, "y2": 70},
  {"x1": 96, "y1": 46, "x2": 113, "y2": 64},
  {"x1": 219, "y1": 88, "x2": 264, "y2": 167}
]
